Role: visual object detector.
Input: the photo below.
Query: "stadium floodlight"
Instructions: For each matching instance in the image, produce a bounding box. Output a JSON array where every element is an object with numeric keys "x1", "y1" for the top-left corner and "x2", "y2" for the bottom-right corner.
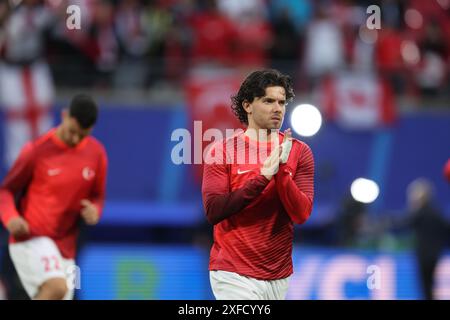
[
  {"x1": 350, "y1": 178, "x2": 380, "y2": 204},
  {"x1": 290, "y1": 104, "x2": 322, "y2": 137}
]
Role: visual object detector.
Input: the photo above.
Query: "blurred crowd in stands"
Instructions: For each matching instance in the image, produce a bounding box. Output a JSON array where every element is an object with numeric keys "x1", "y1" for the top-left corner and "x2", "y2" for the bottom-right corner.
[{"x1": 0, "y1": 0, "x2": 449, "y2": 100}]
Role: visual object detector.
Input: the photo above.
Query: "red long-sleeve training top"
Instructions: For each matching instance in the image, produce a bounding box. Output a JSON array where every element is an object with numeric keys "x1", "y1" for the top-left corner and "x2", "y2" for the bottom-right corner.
[
  {"x1": 0, "y1": 128, "x2": 108, "y2": 259},
  {"x1": 202, "y1": 131, "x2": 314, "y2": 280}
]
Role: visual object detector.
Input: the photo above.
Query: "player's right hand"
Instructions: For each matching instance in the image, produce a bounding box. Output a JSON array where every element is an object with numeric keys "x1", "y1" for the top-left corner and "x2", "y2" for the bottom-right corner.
[
  {"x1": 261, "y1": 144, "x2": 282, "y2": 180},
  {"x1": 6, "y1": 217, "x2": 30, "y2": 238}
]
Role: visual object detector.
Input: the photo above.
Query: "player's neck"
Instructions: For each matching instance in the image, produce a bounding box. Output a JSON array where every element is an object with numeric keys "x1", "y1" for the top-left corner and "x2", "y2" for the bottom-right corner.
[
  {"x1": 55, "y1": 125, "x2": 71, "y2": 147},
  {"x1": 244, "y1": 126, "x2": 278, "y2": 142}
]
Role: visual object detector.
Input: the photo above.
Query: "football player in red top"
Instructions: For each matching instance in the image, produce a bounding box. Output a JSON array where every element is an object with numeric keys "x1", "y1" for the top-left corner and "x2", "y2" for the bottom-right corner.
[
  {"x1": 202, "y1": 69, "x2": 314, "y2": 299},
  {"x1": 0, "y1": 94, "x2": 107, "y2": 300}
]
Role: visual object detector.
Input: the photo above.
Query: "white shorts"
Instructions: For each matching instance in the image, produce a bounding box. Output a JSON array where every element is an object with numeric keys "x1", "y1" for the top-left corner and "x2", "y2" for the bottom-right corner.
[
  {"x1": 210, "y1": 270, "x2": 290, "y2": 300},
  {"x1": 9, "y1": 236, "x2": 75, "y2": 300}
]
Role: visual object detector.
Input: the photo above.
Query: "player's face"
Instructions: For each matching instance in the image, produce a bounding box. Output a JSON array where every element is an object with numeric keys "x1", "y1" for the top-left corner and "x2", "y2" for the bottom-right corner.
[
  {"x1": 244, "y1": 86, "x2": 286, "y2": 131},
  {"x1": 61, "y1": 114, "x2": 92, "y2": 147}
]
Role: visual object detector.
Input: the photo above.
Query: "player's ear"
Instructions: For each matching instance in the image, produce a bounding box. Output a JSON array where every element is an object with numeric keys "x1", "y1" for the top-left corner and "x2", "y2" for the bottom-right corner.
[{"x1": 242, "y1": 100, "x2": 252, "y2": 114}]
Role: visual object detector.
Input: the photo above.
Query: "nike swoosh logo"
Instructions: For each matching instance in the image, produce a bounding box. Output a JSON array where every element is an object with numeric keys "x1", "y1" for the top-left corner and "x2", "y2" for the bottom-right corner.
[
  {"x1": 237, "y1": 169, "x2": 253, "y2": 174},
  {"x1": 48, "y1": 169, "x2": 61, "y2": 176}
]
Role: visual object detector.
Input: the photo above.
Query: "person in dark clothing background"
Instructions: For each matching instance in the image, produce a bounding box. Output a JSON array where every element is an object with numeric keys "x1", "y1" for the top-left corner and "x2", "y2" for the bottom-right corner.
[
  {"x1": 406, "y1": 178, "x2": 449, "y2": 300},
  {"x1": 335, "y1": 196, "x2": 366, "y2": 248}
]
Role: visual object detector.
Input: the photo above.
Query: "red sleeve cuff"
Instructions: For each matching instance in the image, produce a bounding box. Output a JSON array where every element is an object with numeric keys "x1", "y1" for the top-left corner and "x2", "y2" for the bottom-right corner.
[
  {"x1": 1, "y1": 210, "x2": 20, "y2": 228},
  {"x1": 275, "y1": 164, "x2": 294, "y2": 180}
]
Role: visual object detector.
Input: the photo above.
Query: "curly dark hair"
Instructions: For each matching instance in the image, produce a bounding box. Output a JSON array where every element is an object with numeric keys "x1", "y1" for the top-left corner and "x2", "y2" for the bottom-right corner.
[{"x1": 231, "y1": 69, "x2": 295, "y2": 125}]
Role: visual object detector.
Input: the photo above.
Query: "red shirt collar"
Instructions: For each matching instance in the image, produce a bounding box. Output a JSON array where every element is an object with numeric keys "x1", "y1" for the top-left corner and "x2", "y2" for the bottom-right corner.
[{"x1": 50, "y1": 128, "x2": 89, "y2": 151}]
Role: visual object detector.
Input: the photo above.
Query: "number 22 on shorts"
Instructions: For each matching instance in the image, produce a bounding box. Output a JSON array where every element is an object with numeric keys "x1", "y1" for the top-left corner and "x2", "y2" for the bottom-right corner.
[{"x1": 41, "y1": 256, "x2": 61, "y2": 272}]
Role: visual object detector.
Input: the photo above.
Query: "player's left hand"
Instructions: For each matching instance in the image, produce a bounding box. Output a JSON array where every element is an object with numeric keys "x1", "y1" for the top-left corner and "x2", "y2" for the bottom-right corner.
[
  {"x1": 80, "y1": 199, "x2": 100, "y2": 225},
  {"x1": 280, "y1": 128, "x2": 293, "y2": 164}
]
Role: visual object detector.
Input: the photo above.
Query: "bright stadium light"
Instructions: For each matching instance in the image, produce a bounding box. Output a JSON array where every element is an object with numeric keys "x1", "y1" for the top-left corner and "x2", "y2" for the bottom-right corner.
[
  {"x1": 350, "y1": 178, "x2": 380, "y2": 204},
  {"x1": 290, "y1": 104, "x2": 322, "y2": 137}
]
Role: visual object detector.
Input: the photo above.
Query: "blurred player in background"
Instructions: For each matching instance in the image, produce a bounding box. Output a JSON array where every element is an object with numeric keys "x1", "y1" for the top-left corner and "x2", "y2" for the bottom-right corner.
[
  {"x1": 0, "y1": 94, "x2": 108, "y2": 300},
  {"x1": 202, "y1": 69, "x2": 314, "y2": 300}
]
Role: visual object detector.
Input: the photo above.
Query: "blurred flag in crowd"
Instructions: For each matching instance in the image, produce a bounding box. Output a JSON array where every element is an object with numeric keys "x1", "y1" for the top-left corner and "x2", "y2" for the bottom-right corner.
[
  {"x1": 185, "y1": 71, "x2": 243, "y2": 183},
  {"x1": 317, "y1": 72, "x2": 397, "y2": 130}
]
